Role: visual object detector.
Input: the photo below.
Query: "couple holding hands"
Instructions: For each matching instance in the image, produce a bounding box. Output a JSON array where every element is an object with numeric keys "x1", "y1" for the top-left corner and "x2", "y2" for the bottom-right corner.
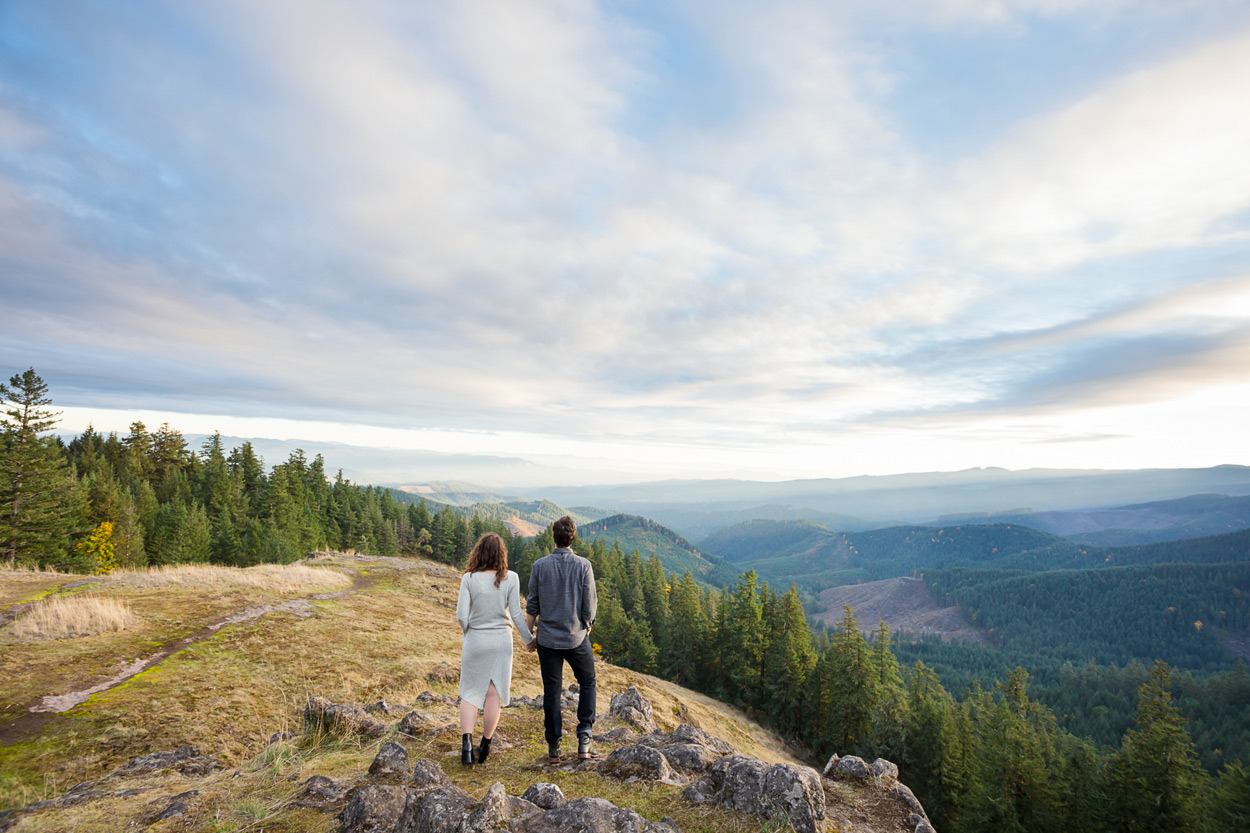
[{"x1": 454, "y1": 516, "x2": 597, "y2": 766}]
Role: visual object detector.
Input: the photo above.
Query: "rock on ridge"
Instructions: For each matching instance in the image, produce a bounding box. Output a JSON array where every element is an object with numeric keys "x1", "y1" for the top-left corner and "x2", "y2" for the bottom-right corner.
[
  {"x1": 609, "y1": 687, "x2": 657, "y2": 733},
  {"x1": 305, "y1": 694, "x2": 387, "y2": 739}
]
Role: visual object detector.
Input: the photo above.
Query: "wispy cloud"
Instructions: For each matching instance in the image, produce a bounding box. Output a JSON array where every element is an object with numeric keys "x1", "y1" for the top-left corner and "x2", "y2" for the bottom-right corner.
[{"x1": 1, "y1": 0, "x2": 1248, "y2": 480}]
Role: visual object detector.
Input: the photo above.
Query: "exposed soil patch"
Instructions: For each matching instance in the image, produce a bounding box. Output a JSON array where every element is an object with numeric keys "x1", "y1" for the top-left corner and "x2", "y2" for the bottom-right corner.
[{"x1": 815, "y1": 576, "x2": 986, "y2": 643}]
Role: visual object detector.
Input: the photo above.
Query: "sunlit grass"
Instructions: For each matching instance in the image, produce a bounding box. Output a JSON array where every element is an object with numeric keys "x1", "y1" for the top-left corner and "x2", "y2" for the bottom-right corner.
[
  {"x1": 111, "y1": 562, "x2": 352, "y2": 593},
  {"x1": 8, "y1": 595, "x2": 136, "y2": 641}
]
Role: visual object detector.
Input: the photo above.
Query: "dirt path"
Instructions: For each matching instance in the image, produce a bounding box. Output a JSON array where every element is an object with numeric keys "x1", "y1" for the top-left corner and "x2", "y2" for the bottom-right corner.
[{"x1": 0, "y1": 564, "x2": 385, "y2": 746}]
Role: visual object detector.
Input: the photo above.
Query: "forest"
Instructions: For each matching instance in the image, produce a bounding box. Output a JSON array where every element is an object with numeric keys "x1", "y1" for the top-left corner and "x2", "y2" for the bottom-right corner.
[{"x1": 2, "y1": 367, "x2": 1248, "y2": 832}]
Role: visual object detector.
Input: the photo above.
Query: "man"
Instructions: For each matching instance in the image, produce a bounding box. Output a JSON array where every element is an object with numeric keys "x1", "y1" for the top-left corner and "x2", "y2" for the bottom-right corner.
[{"x1": 525, "y1": 515, "x2": 598, "y2": 762}]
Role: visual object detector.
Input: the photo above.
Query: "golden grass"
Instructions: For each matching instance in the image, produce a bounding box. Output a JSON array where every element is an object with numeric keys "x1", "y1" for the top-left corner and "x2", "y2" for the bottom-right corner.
[
  {"x1": 8, "y1": 595, "x2": 136, "y2": 641},
  {"x1": 111, "y1": 562, "x2": 352, "y2": 592}
]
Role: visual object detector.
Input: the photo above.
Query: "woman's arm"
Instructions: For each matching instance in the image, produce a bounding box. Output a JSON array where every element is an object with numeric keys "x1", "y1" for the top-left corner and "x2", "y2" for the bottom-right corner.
[
  {"x1": 507, "y1": 574, "x2": 534, "y2": 645},
  {"x1": 456, "y1": 574, "x2": 471, "y2": 633}
]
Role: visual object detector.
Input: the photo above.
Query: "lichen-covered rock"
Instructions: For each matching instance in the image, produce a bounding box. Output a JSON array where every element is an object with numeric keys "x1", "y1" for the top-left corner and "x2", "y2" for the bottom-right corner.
[
  {"x1": 463, "y1": 782, "x2": 509, "y2": 832},
  {"x1": 871, "y1": 758, "x2": 899, "y2": 780},
  {"x1": 593, "y1": 727, "x2": 639, "y2": 744},
  {"x1": 601, "y1": 745, "x2": 675, "y2": 783},
  {"x1": 712, "y1": 755, "x2": 771, "y2": 813},
  {"x1": 395, "y1": 784, "x2": 474, "y2": 833},
  {"x1": 509, "y1": 796, "x2": 676, "y2": 833},
  {"x1": 289, "y1": 775, "x2": 349, "y2": 810},
  {"x1": 368, "y1": 741, "x2": 410, "y2": 777},
  {"x1": 340, "y1": 785, "x2": 411, "y2": 833},
  {"x1": 656, "y1": 743, "x2": 719, "y2": 775},
  {"x1": 609, "y1": 687, "x2": 657, "y2": 733},
  {"x1": 507, "y1": 795, "x2": 541, "y2": 819},
  {"x1": 414, "y1": 690, "x2": 458, "y2": 706},
  {"x1": 120, "y1": 746, "x2": 220, "y2": 776},
  {"x1": 821, "y1": 753, "x2": 840, "y2": 777},
  {"x1": 656, "y1": 724, "x2": 734, "y2": 756},
  {"x1": 411, "y1": 758, "x2": 453, "y2": 792},
  {"x1": 761, "y1": 764, "x2": 825, "y2": 833},
  {"x1": 894, "y1": 782, "x2": 928, "y2": 821},
  {"x1": 681, "y1": 775, "x2": 718, "y2": 804},
  {"x1": 366, "y1": 699, "x2": 401, "y2": 717},
  {"x1": 521, "y1": 783, "x2": 566, "y2": 810},
  {"x1": 304, "y1": 695, "x2": 386, "y2": 739},
  {"x1": 914, "y1": 819, "x2": 937, "y2": 833},
  {"x1": 835, "y1": 755, "x2": 872, "y2": 779},
  {"x1": 398, "y1": 711, "x2": 434, "y2": 736}
]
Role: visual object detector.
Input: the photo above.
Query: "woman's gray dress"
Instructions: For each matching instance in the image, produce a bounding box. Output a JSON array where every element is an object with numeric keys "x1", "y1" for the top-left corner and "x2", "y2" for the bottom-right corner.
[{"x1": 456, "y1": 570, "x2": 533, "y2": 709}]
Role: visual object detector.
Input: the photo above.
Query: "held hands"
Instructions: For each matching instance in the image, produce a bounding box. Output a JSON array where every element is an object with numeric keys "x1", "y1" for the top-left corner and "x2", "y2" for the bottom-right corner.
[{"x1": 524, "y1": 641, "x2": 538, "y2": 653}]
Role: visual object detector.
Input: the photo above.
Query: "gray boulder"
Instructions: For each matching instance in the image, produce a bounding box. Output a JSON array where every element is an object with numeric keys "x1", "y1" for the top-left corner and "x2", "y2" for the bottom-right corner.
[
  {"x1": 761, "y1": 764, "x2": 825, "y2": 833},
  {"x1": 509, "y1": 796, "x2": 677, "y2": 833},
  {"x1": 289, "y1": 775, "x2": 348, "y2": 810},
  {"x1": 894, "y1": 782, "x2": 929, "y2": 821},
  {"x1": 871, "y1": 758, "x2": 899, "y2": 780},
  {"x1": 366, "y1": 699, "x2": 401, "y2": 717},
  {"x1": 821, "y1": 753, "x2": 840, "y2": 777},
  {"x1": 656, "y1": 743, "x2": 718, "y2": 775},
  {"x1": 411, "y1": 758, "x2": 453, "y2": 792},
  {"x1": 521, "y1": 783, "x2": 566, "y2": 810},
  {"x1": 305, "y1": 695, "x2": 387, "y2": 739},
  {"x1": 657, "y1": 724, "x2": 733, "y2": 756},
  {"x1": 835, "y1": 755, "x2": 873, "y2": 779},
  {"x1": 463, "y1": 782, "x2": 509, "y2": 833},
  {"x1": 601, "y1": 745, "x2": 675, "y2": 783},
  {"x1": 368, "y1": 741, "x2": 410, "y2": 777},
  {"x1": 398, "y1": 711, "x2": 434, "y2": 735},
  {"x1": 340, "y1": 785, "x2": 411, "y2": 833},
  {"x1": 712, "y1": 755, "x2": 770, "y2": 813},
  {"x1": 681, "y1": 775, "x2": 718, "y2": 804},
  {"x1": 395, "y1": 784, "x2": 474, "y2": 833},
  {"x1": 915, "y1": 819, "x2": 937, "y2": 833},
  {"x1": 609, "y1": 687, "x2": 657, "y2": 733}
]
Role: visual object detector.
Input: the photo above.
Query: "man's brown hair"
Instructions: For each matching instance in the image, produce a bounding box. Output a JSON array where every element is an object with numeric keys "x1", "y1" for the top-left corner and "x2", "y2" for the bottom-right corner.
[
  {"x1": 553, "y1": 515, "x2": 577, "y2": 548},
  {"x1": 465, "y1": 532, "x2": 508, "y2": 587}
]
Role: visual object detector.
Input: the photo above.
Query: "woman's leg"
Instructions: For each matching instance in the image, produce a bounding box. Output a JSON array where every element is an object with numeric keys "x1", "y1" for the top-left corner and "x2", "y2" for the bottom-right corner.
[
  {"x1": 482, "y1": 682, "x2": 502, "y2": 738},
  {"x1": 459, "y1": 697, "x2": 479, "y2": 735}
]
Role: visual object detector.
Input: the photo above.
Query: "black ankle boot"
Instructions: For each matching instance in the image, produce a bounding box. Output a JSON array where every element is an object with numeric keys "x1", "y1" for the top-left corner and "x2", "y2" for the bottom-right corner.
[
  {"x1": 477, "y1": 735, "x2": 492, "y2": 765},
  {"x1": 461, "y1": 733, "x2": 473, "y2": 766}
]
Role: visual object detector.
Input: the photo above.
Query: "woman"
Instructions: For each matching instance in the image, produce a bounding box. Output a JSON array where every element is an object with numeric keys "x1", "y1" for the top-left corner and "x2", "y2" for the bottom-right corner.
[{"x1": 456, "y1": 532, "x2": 534, "y2": 765}]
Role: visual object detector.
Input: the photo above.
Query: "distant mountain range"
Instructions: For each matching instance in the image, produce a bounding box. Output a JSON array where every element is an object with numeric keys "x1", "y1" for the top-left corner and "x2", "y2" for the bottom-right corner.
[{"x1": 524, "y1": 465, "x2": 1250, "y2": 538}]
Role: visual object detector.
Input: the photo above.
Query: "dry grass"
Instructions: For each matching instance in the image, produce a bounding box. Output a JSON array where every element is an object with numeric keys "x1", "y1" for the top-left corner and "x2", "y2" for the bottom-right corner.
[
  {"x1": 111, "y1": 562, "x2": 352, "y2": 592},
  {"x1": 8, "y1": 595, "x2": 136, "y2": 641}
]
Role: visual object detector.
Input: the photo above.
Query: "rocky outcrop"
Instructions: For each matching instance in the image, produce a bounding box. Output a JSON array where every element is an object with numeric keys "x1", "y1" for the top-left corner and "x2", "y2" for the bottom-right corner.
[
  {"x1": 340, "y1": 785, "x2": 412, "y2": 833},
  {"x1": 683, "y1": 754, "x2": 826, "y2": 833},
  {"x1": 398, "y1": 711, "x2": 435, "y2": 735},
  {"x1": 609, "y1": 687, "x2": 656, "y2": 733},
  {"x1": 872, "y1": 758, "x2": 900, "y2": 780},
  {"x1": 290, "y1": 775, "x2": 350, "y2": 811},
  {"x1": 120, "y1": 746, "x2": 221, "y2": 776},
  {"x1": 835, "y1": 755, "x2": 873, "y2": 779},
  {"x1": 305, "y1": 695, "x2": 387, "y2": 739},
  {"x1": 601, "y1": 744, "x2": 677, "y2": 784},
  {"x1": 368, "y1": 741, "x2": 410, "y2": 777},
  {"x1": 411, "y1": 758, "x2": 454, "y2": 791},
  {"x1": 520, "y1": 783, "x2": 565, "y2": 810},
  {"x1": 509, "y1": 797, "x2": 678, "y2": 833}
]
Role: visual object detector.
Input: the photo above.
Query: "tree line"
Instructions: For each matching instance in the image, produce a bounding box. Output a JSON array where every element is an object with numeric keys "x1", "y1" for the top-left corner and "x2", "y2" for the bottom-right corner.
[{"x1": 3, "y1": 367, "x2": 1247, "y2": 830}]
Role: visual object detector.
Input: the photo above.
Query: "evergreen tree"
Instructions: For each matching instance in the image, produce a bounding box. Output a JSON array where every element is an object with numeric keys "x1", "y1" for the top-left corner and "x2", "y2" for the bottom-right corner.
[
  {"x1": 764, "y1": 585, "x2": 817, "y2": 735},
  {"x1": 1210, "y1": 760, "x2": 1250, "y2": 831},
  {"x1": 1100, "y1": 661, "x2": 1209, "y2": 833},
  {"x1": 824, "y1": 606, "x2": 879, "y2": 753},
  {"x1": 0, "y1": 368, "x2": 78, "y2": 565}
]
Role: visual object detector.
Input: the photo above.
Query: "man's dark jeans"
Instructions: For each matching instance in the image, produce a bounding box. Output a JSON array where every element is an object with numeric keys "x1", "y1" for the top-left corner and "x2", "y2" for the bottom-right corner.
[{"x1": 536, "y1": 637, "x2": 596, "y2": 745}]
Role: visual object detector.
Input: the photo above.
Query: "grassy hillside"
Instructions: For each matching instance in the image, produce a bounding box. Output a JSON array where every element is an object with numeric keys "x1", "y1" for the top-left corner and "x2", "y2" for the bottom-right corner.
[
  {"x1": 577, "y1": 515, "x2": 722, "y2": 580},
  {"x1": 0, "y1": 555, "x2": 808, "y2": 831}
]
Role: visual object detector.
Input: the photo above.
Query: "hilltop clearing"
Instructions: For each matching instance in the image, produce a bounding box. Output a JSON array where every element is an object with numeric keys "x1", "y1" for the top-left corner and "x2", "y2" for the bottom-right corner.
[
  {"x1": 814, "y1": 578, "x2": 984, "y2": 644},
  {"x1": 0, "y1": 554, "x2": 929, "y2": 833}
]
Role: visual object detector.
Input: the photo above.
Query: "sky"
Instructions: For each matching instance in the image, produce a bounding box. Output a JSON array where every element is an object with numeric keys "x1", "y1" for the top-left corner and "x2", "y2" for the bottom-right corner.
[{"x1": 2, "y1": 0, "x2": 1249, "y2": 486}]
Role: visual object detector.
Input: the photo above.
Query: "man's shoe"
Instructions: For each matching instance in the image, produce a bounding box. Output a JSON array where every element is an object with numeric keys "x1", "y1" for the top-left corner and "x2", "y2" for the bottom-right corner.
[
  {"x1": 477, "y1": 735, "x2": 492, "y2": 765},
  {"x1": 547, "y1": 742, "x2": 560, "y2": 763},
  {"x1": 577, "y1": 734, "x2": 597, "y2": 760},
  {"x1": 461, "y1": 733, "x2": 474, "y2": 766}
]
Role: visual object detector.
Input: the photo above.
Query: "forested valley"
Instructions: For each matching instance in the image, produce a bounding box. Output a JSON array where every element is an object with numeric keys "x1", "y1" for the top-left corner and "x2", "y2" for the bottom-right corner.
[{"x1": 3, "y1": 367, "x2": 1248, "y2": 832}]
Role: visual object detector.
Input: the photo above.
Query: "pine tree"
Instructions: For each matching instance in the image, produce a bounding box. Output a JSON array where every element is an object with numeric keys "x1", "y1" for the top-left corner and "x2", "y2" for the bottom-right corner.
[
  {"x1": 824, "y1": 606, "x2": 878, "y2": 754},
  {"x1": 764, "y1": 585, "x2": 817, "y2": 735},
  {"x1": 0, "y1": 368, "x2": 77, "y2": 565},
  {"x1": 1100, "y1": 661, "x2": 1209, "y2": 833},
  {"x1": 1210, "y1": 759, "x2": 1250, "y2": 831}
]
